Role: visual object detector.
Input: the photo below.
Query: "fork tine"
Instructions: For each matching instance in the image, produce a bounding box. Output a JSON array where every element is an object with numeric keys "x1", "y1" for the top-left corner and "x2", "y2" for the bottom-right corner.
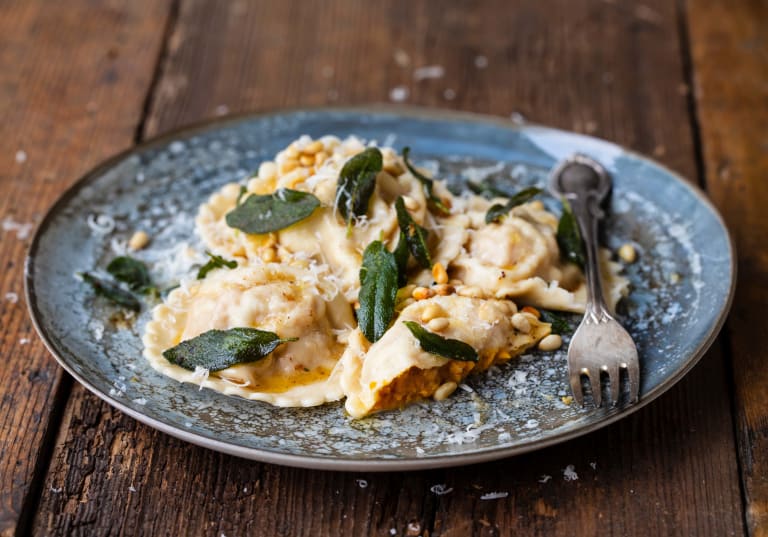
[
  {"x1": 625, "y1": 359, "x2": 640, "y2": 403},
  {"x1": 587, "y1": 368, "x2": 602, "y2": 407},
  {"x1": 570, "y1": 372, "x2": 585, "y2": 406},
  {"x1": 605, "y1": 365, "x2": 620, "y2": 406}
]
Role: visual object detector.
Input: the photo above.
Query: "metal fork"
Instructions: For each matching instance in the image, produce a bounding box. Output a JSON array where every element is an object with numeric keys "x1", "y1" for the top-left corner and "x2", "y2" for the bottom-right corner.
[{"x1": 549, "y1": 154, "x2": 640, "y2": 407}]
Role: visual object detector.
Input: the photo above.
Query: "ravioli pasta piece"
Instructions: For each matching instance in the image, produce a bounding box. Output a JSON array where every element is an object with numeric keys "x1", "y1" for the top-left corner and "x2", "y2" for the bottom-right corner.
[
  {"x1": 195, "y1": 136, "x2": 428, "y2": 301},
  {"x1": 433, "y1": 197, "x2": 628, "y2": 312},
  {"x1": 340, "y1": 295, "x2": 550, "y2": 418},
  {"x1": 143, "y1": 262, "x2": 354, "y2": 407}
]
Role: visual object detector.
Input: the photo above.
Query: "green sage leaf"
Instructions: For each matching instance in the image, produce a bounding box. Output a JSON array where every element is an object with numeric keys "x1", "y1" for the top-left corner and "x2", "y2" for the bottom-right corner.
[
  {"x1": 393, "y1": 231, "x2": 410, "y2": 287},
  {"x1": 163, "y1": 327, "x2": 296, "y2": 372},
  {"x1": 402, "y1": 147, "x2": 451, "y2": 216},
  {"x1": 106, "y1": 256, "x2": 152, "y2": 292},
  {"x1": 485, "y1": 187, "x2": 543, "y2": 223},
  {"x1": 226, "y1": 188, "x2": 321, "y2": 234},
  {"x1": 335, "y1": 147, "x2": 382, "y2": 225},
  {"x1": 556, "y1": 200, "x2": 585, "y2": 269},
  {"x1": 395, "y1": 196, "x2": 432, "y2": 269},
  {"x1": 402, "y1": 320, "x2": 479, "y2": 362},
  {"x1": 197, "y1": 251, "x2": 238, "y2": 280},
  {"x1": 358, "y1": 240, "x2": 399, "y2": 343},
  {"x1": 80, "y1": 272, "x2": 141, "y2": 312},
  {"x1": 539, "y1": 309, "x2": 572, "y2": 334},
  {"x1": 466, "y1": 181, "x2": 514, "y2": 199}
]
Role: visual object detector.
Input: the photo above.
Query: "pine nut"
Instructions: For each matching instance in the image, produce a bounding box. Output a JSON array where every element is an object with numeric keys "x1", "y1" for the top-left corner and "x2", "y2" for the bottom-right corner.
[
  {"x1": 412, "y1": 287, "x2": 434, "y2": 300},
  {"x1": 258, "y1": 161, "x2": 278, "y2": 181},
  {"x1": 538, "y1": 334, "x2": 562, "y2": 351},
  {"x1": 618, "y1": 243, "x2": 637, "y2": 263},
  {"x1": 280, "y1": 158, "x2": 299, "y2": 174},
  {"x1": 433, "y1": 284, "x2": 454, "y2": 296},
  {"x1": 433, "y1": 381, "x2": 458, "y2": 401},
  {"x1": 128, "y1": 230, "x2": 149, "y2": 251},
  {"x1": 421, "y1": 304, "x2": 446, "y2": 322},
  {"x1": 511, "y1": 313, "x2": 531, "y2": 333},
  {"x1": 432, "y1": 262, "x2": 448, "y2": 284},
  {"x1": 427, "y1": 318, "x2": 449, "y2": 331},
  {"x1": 303, "y1": 140, "x2": 324, "y2": 155}
]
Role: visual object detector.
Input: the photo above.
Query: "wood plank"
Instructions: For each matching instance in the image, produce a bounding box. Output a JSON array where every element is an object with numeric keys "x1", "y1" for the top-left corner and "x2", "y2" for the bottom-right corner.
[
  {"x1": 0, "y1": 1, "x2": 172, "y2": 535},
  {"x1": 686, "y1": 1, "x2": 768, "y2": 535},
  {"x1": 33, "y1": 0, "x2": 745, "y2": 535}
]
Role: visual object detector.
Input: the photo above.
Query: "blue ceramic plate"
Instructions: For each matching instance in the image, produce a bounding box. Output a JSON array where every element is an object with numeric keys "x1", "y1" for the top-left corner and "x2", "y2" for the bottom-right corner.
[{"x1": 25, "y1": 107, "x2": 735, "y2": 470}]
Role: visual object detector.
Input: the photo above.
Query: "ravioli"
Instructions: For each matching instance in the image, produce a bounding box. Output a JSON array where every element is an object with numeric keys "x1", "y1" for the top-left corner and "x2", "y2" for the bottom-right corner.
[
  {"x1": 143, "y1": 262, "x2": 354, "y2": 407},
  {"x1": 432, "y1": 196, "x2": 628, "y2": 312},
  {"x1": 340, "y1": 295, "x2": 550, "y2": 418},
  {"x1": 196, "y1": 136, "x2": 428, "y2": 301}
]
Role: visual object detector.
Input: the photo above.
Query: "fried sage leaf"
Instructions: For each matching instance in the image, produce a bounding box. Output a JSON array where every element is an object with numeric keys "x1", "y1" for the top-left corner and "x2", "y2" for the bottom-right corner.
[
  {"x1": 106, "y1": 256, "x2": 152, "y2": 292},
  {"x1": 80, "y1": 272, "x2": 141, "y2": 311},
  {"x1": 162, "y1": 327, "x2": 297, "y2": 372},
  {"x1": 402, "y1": 147, "x2": 450, "y2": 216},
  {"x1": 335, "y1": 147, "x2": 382, "y2": 225},
  {"x1": 403, "y1": 320, "x2": 479, "y2": 362},
  {"x1": 539, "y1": 309, "x2": 572, "y2": 334},
  {"x1": 358, "y1": 240, "x2": 399, "y2": 343},
  {"x1": 226, "y1": 188, "x2": 321, "y2": 234},
  {"x1": 395, "y1": 196, "x2": 432, "y2": 269},
  {"x1": 197, "y1": 251, "x2": 238, "y2": 280},
  {"x1": 484, "y1": 187, "x2": 543, "y2": 223},
  {"x1": 556, "y1": 200, "x2": 585, "y2": 270},
  {"x1": 393, "y1": 231, "x2": 410, "y2": 287}
]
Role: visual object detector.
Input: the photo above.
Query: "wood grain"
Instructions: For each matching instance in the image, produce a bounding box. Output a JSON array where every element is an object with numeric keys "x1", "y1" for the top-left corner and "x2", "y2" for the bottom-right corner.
[
  {"x1": 686, "y1": 0, "x2": 768, "y2": 535},
  {"x1": 29, "y1": 0, "x2": 746, "y2": 536},
  {"x1": 0, "y1": 1, "x2": 172, "y2": 535}
]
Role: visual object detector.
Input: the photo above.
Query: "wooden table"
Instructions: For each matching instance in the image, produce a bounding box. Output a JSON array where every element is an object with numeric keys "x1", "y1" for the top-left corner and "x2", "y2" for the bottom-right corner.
[{"x1": 1, "y1": 1, "x2": 765, "y2": 535}]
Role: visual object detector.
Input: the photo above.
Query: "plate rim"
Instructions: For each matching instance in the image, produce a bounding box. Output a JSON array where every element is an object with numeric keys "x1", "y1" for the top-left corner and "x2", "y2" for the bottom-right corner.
[{"x1": 24, "y1": 104, "x2": 737, "y2": 471}]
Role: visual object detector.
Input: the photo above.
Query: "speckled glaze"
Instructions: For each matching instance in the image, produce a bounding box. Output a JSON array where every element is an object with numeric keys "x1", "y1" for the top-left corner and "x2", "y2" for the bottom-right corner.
[{"x1": 25, "y1": 107, "x2": 735, "y2": 471}]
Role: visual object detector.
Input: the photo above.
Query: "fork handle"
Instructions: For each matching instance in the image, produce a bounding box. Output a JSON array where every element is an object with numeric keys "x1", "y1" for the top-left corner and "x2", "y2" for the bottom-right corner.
[{"x1": 570, "y1": 193, "x2": 611, "y2": 321}]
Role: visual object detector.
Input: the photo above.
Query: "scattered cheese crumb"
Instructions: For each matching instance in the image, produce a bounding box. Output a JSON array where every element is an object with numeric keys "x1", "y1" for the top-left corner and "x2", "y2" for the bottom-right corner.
[
  {"x1": 563, "y1": 465, "x2": 578, "y2": 481},
  {"x1": 86, "y1": 213, "x2": 115, "y2": 235},
  {"x1": 590, "y1": 462, "x2": 597, "y2": 470},
  {"x1": 393, "y1": 48, "x2": 411, "y2": 67},
  {"x1": 2, "y1": 217, "x2": 34, "y2": 240},
  {"x1": 430, "y1": 484, "x2": 453, "y2": 496},
  {"x1": 389, "y1": 86, "x2": 409, "y2": 102},
  {"x1": 413, "y1": 65, "x2": 445, "y2": 81},
  {"x1": 15, "y1": 150, "x2": 27, "y2": 163},
  {"x1": 538, "y1": 475, "x2": 552, "y2": 483},
  {"x1": 356, "y1": 479, "x2": 368, "y2": 488},
  {"x1": 389, "y1": 529, "x2": 397, "y2": 535},
  {"x1": 19, "y1": 338, "x2": 30, "y2": 345},
  {"x1": 510, "y1": 111, "x2": 526, "y2": 125},
  {"x1": 480, "y1": 491, "x2": 509, "y2": 500},
  {"x1": 132, "y1": 398, "x2": 147, "y2": 406},
  {"x1": 5, "y1": 292, "x2": 18, "y2": 304},
  {"x1": 561, "y1": 395, "x2": 573, "y2": 405},
  {"x1": 49, "y1": 486, "x2": 62, "y2": 494},
  {"x1": 129, "y1": 485, "x2": 137, "y2": 492},
  {"x1": 415, "y1": 446, "x2": 425, "y2": 455},
  {"x1": 458, "y1": 383, "x2": 474, "y2": 393},
  {"x1": 474, "y1": 55, "x2": 489, "y2": 68}
]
